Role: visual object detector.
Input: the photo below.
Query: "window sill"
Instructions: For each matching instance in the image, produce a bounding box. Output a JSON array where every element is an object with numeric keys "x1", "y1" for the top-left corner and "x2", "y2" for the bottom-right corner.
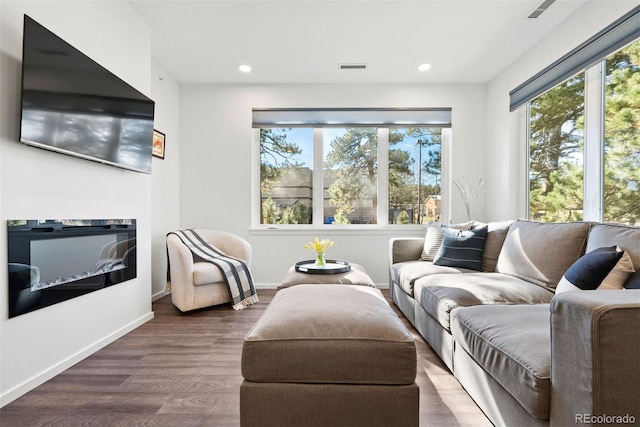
[{"x1": 249, "y1": 225, "x2": 427, "y2": 236}]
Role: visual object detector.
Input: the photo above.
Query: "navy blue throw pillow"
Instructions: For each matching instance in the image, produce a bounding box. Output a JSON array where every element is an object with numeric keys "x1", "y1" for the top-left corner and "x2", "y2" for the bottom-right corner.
[
  {"x1": 433, "y1": 226, "x2": 488, "y2": 271},
  {"x1": 556, "y1": 246, "x2": 623, "y2": 294},
  {"x1": 624, "y1": 270, "x2": 640, "y2": 289}
]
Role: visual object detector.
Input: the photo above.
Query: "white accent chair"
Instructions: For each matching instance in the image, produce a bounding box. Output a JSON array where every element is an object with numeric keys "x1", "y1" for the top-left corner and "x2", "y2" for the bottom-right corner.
[{"x1": 166, "y1": 229, "x2": 252, "y2": 312}]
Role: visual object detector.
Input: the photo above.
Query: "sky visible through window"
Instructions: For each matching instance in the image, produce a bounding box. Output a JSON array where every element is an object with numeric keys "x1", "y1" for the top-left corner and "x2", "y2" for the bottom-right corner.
[{"x1": 282, "y1": 127, "x2": 437, "y2": 181}]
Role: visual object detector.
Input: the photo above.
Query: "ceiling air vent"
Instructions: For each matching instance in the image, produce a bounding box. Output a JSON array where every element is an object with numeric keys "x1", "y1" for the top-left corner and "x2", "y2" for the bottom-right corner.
[
  {"x1": 528, "y1": 0, "x2": 555, "y2": 19},
  {"x1": 339, "y1": 63, "x2": 367, "y2": 70}
]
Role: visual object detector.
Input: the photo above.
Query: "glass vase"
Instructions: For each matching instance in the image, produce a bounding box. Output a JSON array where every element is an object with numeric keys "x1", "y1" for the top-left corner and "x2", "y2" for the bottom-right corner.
[{"x1": 315, "y1": 252, "x2": 326, "y2": 267}]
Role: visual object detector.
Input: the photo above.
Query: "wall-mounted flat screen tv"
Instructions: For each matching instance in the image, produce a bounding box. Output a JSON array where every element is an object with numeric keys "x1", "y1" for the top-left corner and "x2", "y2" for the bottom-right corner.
[{"x1": 19, "y1": 15, "x2": 155, "y2": 174}]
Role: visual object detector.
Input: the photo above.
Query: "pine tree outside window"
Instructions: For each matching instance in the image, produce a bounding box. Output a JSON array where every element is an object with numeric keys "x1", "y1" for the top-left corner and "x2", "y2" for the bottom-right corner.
[{"x1": 514, "y1": 7, "x2": 639, "y2": 224}]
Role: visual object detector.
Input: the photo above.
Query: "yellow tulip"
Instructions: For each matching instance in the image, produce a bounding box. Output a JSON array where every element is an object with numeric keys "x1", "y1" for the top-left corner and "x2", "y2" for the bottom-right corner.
[{"x1": 304, "y1": 237, "x2": 334, "y2": 253}]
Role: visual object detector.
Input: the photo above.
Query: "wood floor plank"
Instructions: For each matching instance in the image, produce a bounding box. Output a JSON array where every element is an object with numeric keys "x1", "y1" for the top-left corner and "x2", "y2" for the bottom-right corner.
[{"x1": 0, "y1": 289, "x2": 491, "y2": 426}]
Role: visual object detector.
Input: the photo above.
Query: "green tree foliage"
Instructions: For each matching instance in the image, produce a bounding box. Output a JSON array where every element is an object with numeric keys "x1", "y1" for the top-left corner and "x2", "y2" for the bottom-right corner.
[
  {"x1": 261, "y1": 197, "x2": 310, "y2": 225},
  {"x1": 260, "y1": 129, "x2": 303, "y2": 223},
  {"x1": 260, "y1": 128, "x2": 302, "y2": 194},
  {"x1": 325, "y1": 128, "x2": 409, "y2": 223},
  {"x1": 261, "y1": 125, "x2": 442, "y2": 225},
  {"x1": 530, "y1": 39, "x2": 640, "y2": 225},
  {"x1": 396, "y1": 210, "x2": 410, "y2": 224},
  {"x1": 278, "y1": 202, "x2": 311, "y2": 224},
  {"x1": 261, "y1": 197, "x2": 280, "y2": 224},
  {"x1": 529, "y1": 74, "x2": 585, "y2": 221},
  {"x1": 388, "y1": 129, "x2": 442, "y2": 223},
  {"x1": 407, "y1": 128, "x2": 442, "y2": 182},
  {"x1": 604, "y1": 40, "x2": 640, "y2": 225},
  {"x1": 327, "y1": 170, "x2": 368, "y2": 224},
  {"x1": 325, "y1": 128, "x2": 379, "y2": 223}
]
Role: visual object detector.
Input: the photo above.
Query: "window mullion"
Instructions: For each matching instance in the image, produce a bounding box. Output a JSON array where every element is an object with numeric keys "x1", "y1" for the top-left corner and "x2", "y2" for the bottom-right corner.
[
  {"x1": 441, "y1": 128, "x2": 452, "y2": 224},
  {"x1": 377, "y1": 128, "x2": 389, "y2": 225},
  {"x1": 312, "y1": 128, "x2": 324, "y2": 226},
  {"x1": 583, "y1": 62, "x2": 605, "y2": 222},
  {"x1": 251, "y1": 128, "x2": 261, "y2": 228}
]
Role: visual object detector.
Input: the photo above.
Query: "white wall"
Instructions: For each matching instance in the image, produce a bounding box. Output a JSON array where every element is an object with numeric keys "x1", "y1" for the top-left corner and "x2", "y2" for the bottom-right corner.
[
  {"x1": 485, "y1": 0, "x2": 639, "y2": 221},
  {"x1": 179, "y1": 83, "x2": 486, "y2": 286},
  {"x1": 0, "y1": 1, "x2": 154, "y2": 406},
  {"x1": 150, "y1": 62, "x2": 181, "y2": 299}
]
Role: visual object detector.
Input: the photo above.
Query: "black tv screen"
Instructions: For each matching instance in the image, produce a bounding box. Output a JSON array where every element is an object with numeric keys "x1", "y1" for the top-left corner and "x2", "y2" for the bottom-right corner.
[{"x1": 19, "y1": 15, "x2": 155, "y2": 174}]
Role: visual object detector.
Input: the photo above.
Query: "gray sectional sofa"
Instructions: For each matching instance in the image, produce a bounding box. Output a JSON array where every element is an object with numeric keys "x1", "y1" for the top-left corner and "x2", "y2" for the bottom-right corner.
[{"x1": 389, "y1": 219, "x2": 640, "y2": 427}]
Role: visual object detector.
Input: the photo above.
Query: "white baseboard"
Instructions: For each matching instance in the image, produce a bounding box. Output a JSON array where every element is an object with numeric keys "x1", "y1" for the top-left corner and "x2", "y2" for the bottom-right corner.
[
  {"x1": 0, "y1": 311, "x2": 154, "y2": 408},
  {"x1": 152, "y1": 289, "x2": 169, "y2": 301},
  {"x1": 255, "y1": 282, "x2": 280, "y2": 289}
]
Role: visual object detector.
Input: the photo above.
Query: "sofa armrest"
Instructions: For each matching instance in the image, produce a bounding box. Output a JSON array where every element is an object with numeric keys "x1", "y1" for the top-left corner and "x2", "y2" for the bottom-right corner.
[
  {"x1": 389, "y1": 238, "x2": 425, "y2": 264},
  {"x1": 550, "y1": 290, "x2": 640, "y2": 426}
]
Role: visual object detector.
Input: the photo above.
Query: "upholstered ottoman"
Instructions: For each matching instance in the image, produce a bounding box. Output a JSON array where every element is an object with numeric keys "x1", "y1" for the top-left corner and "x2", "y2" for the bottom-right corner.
[
  {"x1": 240, "y1": 285, "x2": 419, "y2": 427},
  {"x1": 278, "y1": 262, "x2": 376, "y2": 289}
]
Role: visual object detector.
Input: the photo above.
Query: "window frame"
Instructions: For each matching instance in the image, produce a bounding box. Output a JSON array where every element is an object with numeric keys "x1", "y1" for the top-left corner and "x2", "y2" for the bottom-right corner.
[
  {"x1": 525, "y1": 40, "x2": 638, "y2": 223},
  {"x1": 251, "y1": 126, "x2": 451, "y2": 232}
]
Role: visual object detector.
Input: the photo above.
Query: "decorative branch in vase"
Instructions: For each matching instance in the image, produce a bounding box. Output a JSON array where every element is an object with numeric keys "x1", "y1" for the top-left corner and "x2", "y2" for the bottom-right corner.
[{"x1": 453, "y1": 175, "x2": 489, "y2": 221}]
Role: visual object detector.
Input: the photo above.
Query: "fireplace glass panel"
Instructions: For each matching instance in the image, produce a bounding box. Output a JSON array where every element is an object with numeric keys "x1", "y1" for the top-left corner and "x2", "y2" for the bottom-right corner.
[{"x1": 7, "y1": 219, "x2": 136, "y2": 318}]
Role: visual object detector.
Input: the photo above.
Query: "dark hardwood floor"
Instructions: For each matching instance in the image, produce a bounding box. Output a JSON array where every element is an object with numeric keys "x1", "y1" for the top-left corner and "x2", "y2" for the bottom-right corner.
[{"x1": 0, "y1": 289, "x2": 490, "y2": 426}]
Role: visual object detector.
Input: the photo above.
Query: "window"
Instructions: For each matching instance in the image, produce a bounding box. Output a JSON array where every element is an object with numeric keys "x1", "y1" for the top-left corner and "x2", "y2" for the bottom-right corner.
[
  {"x1": 389, "y1": 128, "x2": 442, "y2": 224},
  {"x1": 528, "y1": 73, "x2": 585, "y2": 222},
  {"x1": 260, "y1": 128, "x2": 313, "y2": 224},
  {"x1": 323, "y1": 128, "x2": 378, "y2": 224},
  {"x1": 517, "y1": 6, "x2": 640, "y2": 225},
  {"x1": 527, "y1": 40, "x2": 640, "y2": 225},
  {"x1": 604, "y1": 40, "x2": 640, "y2": 224},
  {"x1": 253, "y1": 109, "x2": 450, "y2": 227}
]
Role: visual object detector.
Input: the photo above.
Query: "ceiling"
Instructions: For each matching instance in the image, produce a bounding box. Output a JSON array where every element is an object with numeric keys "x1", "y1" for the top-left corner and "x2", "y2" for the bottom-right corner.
[{"x1": 129, "y1": 0, "x2": 592, "y2": 84}]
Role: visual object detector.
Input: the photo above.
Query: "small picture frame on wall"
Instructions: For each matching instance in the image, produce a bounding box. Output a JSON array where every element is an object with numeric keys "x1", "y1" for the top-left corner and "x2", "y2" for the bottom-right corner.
[{"x1": 152, "y1": 129, "x2": 166, "y2": 159}]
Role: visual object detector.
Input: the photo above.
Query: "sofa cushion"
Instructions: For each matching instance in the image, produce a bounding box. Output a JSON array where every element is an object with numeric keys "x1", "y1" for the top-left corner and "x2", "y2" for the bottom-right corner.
[
  {"x1": 420, "y1": 222, "x2": 445, "y2": 261},
  {"x1": 242, "y1": 285, "x2": 416, "y2": 385},
  {"x1": 556, "y1": 246, "x2": 623, "y2": 294},
  {"x1": 433, "y1": 226, "x2": 488, "y2": 271},
  {"x1": 416, "y1": 272, "x2": 554, "y2": 332},
  {"x1": 390, "y1": 261, "x2": 469, "y2": 298},
  {"x1": 480, "y1": 220, "x2": 513, "y2": 272},
  {"x1": 625, "y1": 270, "x2": 640, "y2": 289},
  {"x1": 496, "y1": 220, "x2": 591, "y2": 289},
  {"x1": 420, "y1": 221, "x2": 475, "y2": 261},
  {"x1": 451, "y1": 304, "x2": 551, "y2": 419},
  {"x1": 586, "y1": 223, "x2": 640, "y2": 270},
  {"x1": 600, "y1": 249, "x2": 635, "y2": 290}
]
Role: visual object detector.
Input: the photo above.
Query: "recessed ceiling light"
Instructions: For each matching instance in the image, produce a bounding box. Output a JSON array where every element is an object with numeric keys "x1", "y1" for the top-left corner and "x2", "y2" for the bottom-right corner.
[
  {"x1": 238, "y1": 64, "x2": 252, "y2": 73},
  {"x1": 418, "y1": 63, "x2": 431, "y2": 72}
]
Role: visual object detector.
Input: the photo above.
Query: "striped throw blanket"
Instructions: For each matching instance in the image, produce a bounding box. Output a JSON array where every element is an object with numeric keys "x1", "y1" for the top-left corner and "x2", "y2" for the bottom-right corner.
[{"x1": 167, "y1": 229, "x2": 258, "y2": 310}]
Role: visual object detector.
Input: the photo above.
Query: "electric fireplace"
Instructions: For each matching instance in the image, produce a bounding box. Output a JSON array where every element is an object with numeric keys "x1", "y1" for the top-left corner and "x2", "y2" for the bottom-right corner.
[{"x1": 7, "y1": 219, "x2": 136, "y2": 318}]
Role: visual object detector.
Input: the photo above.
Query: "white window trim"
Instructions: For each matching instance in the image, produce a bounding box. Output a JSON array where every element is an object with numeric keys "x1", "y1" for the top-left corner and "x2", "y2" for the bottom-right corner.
[
  {"x1": 312, "y1": 128, "x2": 324, "y2": 226},
  {"x1": 441, "y1": 128, "x2": 452, "y2": 225},
  {"x1": 251, "y1": 127, "x2": 451, "y2": 232},
  {"x1": 377, "y1": 128, "x2": 390, "y2": 226},
  {"x1": 583, "y1": 62, "x2": 605, "y2": 221}
]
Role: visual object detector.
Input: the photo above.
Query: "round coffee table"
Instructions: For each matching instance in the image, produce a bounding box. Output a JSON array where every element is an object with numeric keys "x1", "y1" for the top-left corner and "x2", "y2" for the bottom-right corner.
[{"x1": 294, "y1": 259, "x2": 351, "y2": 274}]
